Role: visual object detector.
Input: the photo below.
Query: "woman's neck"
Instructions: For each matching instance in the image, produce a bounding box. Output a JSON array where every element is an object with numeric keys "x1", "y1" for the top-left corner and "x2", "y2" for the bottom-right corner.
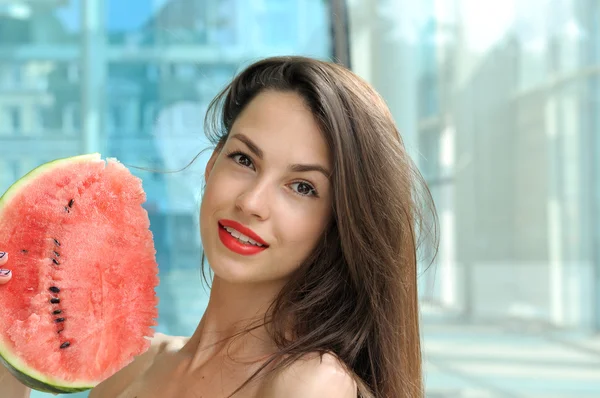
[{"x1": 184, "y1": 276, "x2": 284, "y2": 368}]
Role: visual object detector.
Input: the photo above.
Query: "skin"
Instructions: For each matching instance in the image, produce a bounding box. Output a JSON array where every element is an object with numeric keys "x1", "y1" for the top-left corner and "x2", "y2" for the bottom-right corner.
[{"x1": 0, "y1": 91, "x2": 357, "y2": 398}]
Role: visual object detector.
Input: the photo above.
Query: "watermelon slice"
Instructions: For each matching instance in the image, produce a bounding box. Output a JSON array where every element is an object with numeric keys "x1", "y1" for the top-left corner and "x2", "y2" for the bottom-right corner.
[{"x1": 0, "y1": 153, "x2": 159, "y2": 393}]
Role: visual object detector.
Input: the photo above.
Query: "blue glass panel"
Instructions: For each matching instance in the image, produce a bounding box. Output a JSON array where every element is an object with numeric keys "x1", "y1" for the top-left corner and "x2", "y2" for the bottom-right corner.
[{"x1": 0, "y1": 1, "x2": 332, "y2": 397}]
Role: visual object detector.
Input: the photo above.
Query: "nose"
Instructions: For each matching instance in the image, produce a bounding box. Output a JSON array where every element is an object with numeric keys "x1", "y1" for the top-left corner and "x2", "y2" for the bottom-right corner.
[{"x1": 235, "y1": 180, "x2": 271, "y2": 220}]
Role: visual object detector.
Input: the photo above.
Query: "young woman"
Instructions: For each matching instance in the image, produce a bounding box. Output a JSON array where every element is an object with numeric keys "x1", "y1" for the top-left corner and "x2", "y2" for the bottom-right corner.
[{"x1": 0, "y1": 56, "x2": 437, "y2": 398}]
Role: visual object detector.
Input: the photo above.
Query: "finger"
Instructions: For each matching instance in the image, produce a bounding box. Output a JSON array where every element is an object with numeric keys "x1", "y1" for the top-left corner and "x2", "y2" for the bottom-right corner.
[
  {"x1": 0, "y1": 269, "x2": 11, "y2": 284},
  {"x1": 0, "y1": 252, "x2": 6, "y2": 266}
]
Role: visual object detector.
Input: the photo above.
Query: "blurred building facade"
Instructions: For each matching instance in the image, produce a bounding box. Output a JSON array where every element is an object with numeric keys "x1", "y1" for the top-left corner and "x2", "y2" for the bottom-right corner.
[
  {"x1": 350, "y1": 0, "x2": 599, "y2": 332},
  {"x1": 0, "y1": 0, "x2": 331, "y2": 273}
]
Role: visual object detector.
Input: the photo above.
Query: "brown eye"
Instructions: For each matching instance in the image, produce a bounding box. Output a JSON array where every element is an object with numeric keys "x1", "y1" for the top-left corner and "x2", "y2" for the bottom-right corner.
[
  {"x1": 290, "y1": 182, "x2": 318, "y2": 197},
  {"x1": 228, "y1": 152, "x2": 255, "y2": 170}
]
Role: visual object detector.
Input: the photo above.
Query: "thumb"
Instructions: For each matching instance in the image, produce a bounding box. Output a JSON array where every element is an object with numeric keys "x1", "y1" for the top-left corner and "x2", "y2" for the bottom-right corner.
[{"x1": 0, "y1": 252, "x2": 11, "y2": 285}]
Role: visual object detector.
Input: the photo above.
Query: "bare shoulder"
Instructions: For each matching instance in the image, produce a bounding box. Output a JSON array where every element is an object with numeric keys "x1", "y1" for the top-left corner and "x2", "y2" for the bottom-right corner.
[
  {"x1": 261, "y1": 352, "x2": 357, "y2": 398},
  {"x1": 89, "y1": 333, "x2": 188, "y2": 398}
]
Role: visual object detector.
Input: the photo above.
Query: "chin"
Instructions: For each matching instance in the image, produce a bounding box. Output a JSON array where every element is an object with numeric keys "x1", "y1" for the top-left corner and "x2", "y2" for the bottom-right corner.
[
  {"x1": 207, "y1": 256, "x2": 291, "y2": 288},
  {"x1": 205, "y1": 251, "x2": 259, "y2": 283},
  {"x1": 210, "y1": 262, "x2": 255, "y2": 284}
]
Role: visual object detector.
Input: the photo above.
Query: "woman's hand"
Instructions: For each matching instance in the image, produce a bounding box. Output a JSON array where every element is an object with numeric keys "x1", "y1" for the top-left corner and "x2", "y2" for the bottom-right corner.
[
  {"x1": 0, "y1": 251, "x2": 30, "y2": 396},
  {"x1": 0, "y1": 251, "x2": 10, "y2": 284}
]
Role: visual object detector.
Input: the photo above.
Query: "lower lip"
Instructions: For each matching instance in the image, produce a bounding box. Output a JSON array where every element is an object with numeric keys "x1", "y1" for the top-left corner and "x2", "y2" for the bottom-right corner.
[{"x1": 218, "y1": 224, "x2": 268, "y2": 256}]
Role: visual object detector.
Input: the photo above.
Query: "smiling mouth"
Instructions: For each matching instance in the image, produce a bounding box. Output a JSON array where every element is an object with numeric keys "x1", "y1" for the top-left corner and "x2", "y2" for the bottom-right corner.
[
  {"x1": 219, "y1": 223, "x2": 266, "y2": 247},
  {"x1": 217, "y1": 222, "x2": 268, "y2": 256}
]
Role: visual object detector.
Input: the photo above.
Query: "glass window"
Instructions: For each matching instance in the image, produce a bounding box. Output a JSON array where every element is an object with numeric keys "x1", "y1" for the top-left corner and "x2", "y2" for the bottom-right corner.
[
  {"x1": 7, "y1": 106, "x2": 21, "y2": 134},
  {"x1": 0, "y1": 1, "x2": 335, "y2": 397},
  {"x1": 348, "y1": 0, "x2": 600, "y2": 396}
]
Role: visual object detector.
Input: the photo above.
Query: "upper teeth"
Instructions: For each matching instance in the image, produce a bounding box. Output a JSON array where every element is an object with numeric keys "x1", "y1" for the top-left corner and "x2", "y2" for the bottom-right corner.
[{"x1": 224, "y1": 226, "x2": 264, "y2": 247}]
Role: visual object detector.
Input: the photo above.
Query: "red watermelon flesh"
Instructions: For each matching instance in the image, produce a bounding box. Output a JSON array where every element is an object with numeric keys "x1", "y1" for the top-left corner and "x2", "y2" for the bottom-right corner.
[{"x1": 0, "y1": 154, "x2": 158, "y2": 393}]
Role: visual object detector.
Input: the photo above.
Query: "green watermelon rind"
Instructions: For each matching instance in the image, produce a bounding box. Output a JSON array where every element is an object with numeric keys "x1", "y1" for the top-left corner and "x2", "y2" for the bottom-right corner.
[
  {"x1": 0, "y1": 153, "x2": 102, "y2": 210},
  {"x1": 0, "y1": 354, "x2": 91, "y2": 393},
  {"x1": 0, "y1": 153, "x2": 105, "y2": 393}
]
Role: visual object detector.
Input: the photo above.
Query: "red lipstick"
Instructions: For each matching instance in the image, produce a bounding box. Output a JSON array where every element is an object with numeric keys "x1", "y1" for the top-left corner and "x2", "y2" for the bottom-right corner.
[{"x1": 218, "y1": 219, "x2": 269, "y2": 256}]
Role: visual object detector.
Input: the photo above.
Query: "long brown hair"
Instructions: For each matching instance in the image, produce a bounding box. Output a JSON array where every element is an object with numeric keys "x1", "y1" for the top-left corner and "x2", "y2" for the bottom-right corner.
[{"x1": 202, "y1": 56, "x2": 438, "y2": 398}]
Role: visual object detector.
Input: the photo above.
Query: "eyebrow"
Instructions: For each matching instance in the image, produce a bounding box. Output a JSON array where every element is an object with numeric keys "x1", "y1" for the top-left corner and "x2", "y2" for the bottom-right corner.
[
  {"x1": 231, "y1": 133, "x2": 331, "y2": 179},
  {"x1": 232, "y1": 133, "x2": 264, "y2": 159}
]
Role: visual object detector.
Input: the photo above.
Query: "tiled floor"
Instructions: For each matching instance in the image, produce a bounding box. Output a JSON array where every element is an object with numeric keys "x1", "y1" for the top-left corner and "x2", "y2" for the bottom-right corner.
[{"x1": 423, "y1": 317, "x2": 600, "y2": 397}]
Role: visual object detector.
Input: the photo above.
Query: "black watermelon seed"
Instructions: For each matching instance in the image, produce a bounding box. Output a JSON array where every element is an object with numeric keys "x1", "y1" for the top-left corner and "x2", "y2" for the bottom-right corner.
[
  {"x1": 52, "y1": 258, "x2": 60, "y2": 265},
  {"x1": 64, "y1": 206, "x2": 69, "y2": 212},
  {"x1": 55, "y1": 318, "x2": 65, "y2": 323},
  {"x1": 53, "y1": 251, "x2": 60, "y2": 257},
  {"x1": 49, "y1": 286, "x2": 60, "y2": 293},
  {"x1": 50, "y1": 298, "x2": 60, "y2": 304},
  {"x1": 53, "y1": 310, "x2": 62, "y2": 315},
  {"x1": 68, "y1": 199, "x2": 74, "y2": 208},
  {"x1": 60, "y1": 342, "x2": 70, "y2": 349},
  {"x1": 21, "y1": 249, "x2": 28, "y2": 254},
  {"x1": 53, "y1": 239, "x2": 60, "y2": 246}
]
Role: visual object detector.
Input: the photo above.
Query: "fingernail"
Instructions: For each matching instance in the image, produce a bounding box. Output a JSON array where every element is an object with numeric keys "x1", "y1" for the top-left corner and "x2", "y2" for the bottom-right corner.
[
  {"x1": 0, "y1": 252, "x2": 6, "y2": 259},
  {"x1": 0, "y1": 269, "x2": 11, "y2": 277}
]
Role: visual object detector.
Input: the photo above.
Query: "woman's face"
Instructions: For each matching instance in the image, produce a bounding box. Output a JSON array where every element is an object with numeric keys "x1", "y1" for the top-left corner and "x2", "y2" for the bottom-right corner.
[{"x1": 200, "y1": 90, "x2": 332, "y2": 287}]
